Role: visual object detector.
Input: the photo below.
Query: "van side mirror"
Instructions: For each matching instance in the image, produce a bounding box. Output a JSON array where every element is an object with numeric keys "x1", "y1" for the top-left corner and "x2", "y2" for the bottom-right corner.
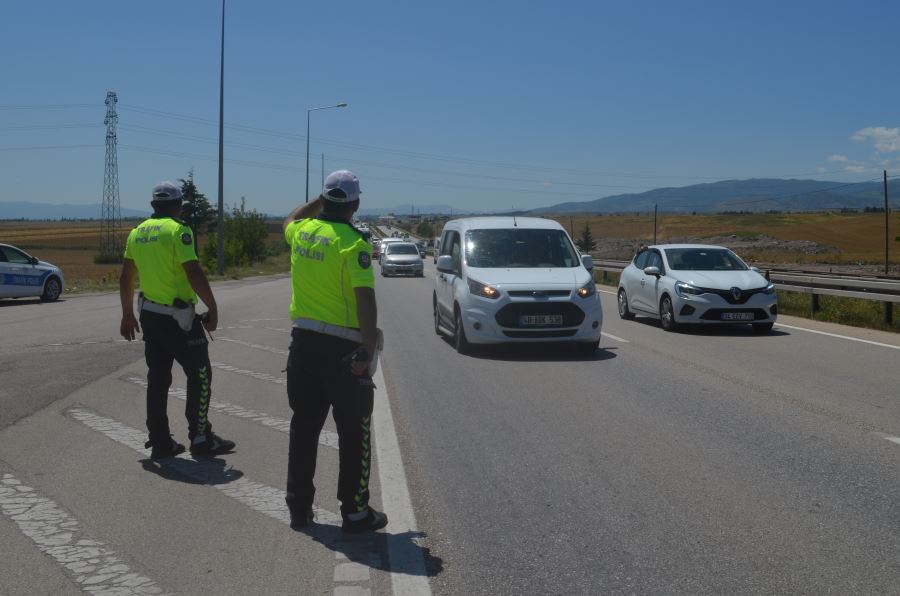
[
  {"x1": 643, "y1": 266, "x2": 660, "y2": 277},
  {"x1": 581, "y1": 254, "x2": 594, "y2": 272},
  {"x1": 436, "y1": 255, "x2": 454, "y2": 273}
]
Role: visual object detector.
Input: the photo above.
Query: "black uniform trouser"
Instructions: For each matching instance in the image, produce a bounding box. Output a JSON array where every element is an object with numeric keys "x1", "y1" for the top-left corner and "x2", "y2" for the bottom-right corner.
[
  {"x1": 140, "y1": 310, "x2": 212, "y2": 446},
  {"x1": 285, "y1": 328, "x2": 375, "y2": 518}
]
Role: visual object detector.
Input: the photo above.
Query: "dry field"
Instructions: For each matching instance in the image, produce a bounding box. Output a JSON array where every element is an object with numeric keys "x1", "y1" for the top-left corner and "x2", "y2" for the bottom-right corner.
[
  {"x1": 547, "y1": 212, "x2": 899, "y2": 269},
  {"x1": 0, "y1": 220, "x2": 286, "y2": 289}
]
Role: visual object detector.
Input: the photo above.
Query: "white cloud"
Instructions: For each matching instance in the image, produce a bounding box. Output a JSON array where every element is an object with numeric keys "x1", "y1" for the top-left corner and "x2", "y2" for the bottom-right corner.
[
  {"x1": 851, "y1": 126, "x2": 900, "y2": 152},
  {"x1": 827, "y1": 154, "x2": 848, "y2": 162},
  {"x1": 845, "y1": 165, "x2": 866, "y2": 173},
  {"x1": 816, "y1": 167, "x2": 827, "y2": 173}
]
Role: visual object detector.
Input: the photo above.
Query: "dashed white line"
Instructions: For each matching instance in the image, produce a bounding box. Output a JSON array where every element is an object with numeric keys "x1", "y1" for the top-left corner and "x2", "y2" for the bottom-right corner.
[
  {"x1": 597, "y1": 288, "x2": 617, "y2": 295},
  {"x1": 209, "y1": 361, "x2": 285, "y2": 385},
  {"x1": 775, "y1": 323, "x2": 900, "y2": 351},
  {"x1": 123, "y1": 376, "x2": 339, "y2": 450},
  {"x1": 0, "y1": 472, "x2": 166, "y2": 595},
  {"x1": 601, "y1": 331, "x2": 630, "y2": 343},
  {"x1": 217, "y1": 337, "x2": 289, "y2": 356}
]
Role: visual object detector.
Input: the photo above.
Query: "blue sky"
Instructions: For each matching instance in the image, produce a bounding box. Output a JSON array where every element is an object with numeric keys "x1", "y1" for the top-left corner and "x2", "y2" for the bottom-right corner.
[{"x1": 1, "y1": 0, "x2": 899, "y2": 215}]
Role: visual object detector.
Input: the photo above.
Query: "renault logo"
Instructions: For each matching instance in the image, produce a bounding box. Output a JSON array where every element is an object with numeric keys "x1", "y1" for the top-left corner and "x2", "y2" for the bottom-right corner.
[{"x1": 731, "y1": 287, "x2": 742, "y2": 300}]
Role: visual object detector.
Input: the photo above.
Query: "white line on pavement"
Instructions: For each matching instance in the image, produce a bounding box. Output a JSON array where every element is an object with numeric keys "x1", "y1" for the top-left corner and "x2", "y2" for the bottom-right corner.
[
  {"x1": 0, "y1": 472, "x2": 167, "y2": 595},
  {"x1": 598, "y1": 288, "x2": 617, "y2": 295},
  {"x1": 123, "y1": 376, "x2": 339, "y2": 450},
  {"x1": 371, "y1": 365, "x2": 432, "y2": 596},
  {"x1": 217, "y1": 337, "x2": 289, "y2": 356},
  {"x1": 775, "y1": 323, "x2": 900, "y2": 351},
  {"x1": 209, "y1": 361, "x2": 285, "y2": 385},
  {"x1": 601, "y1": 331, "x2": 630, "y2": 343}
]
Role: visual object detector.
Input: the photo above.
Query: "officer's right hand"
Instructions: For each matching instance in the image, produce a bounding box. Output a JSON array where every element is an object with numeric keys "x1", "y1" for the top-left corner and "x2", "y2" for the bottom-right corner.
[
  {"x1": 120, "y1": 313, "x2": 141, "y2": 341},
  {"x1": 202, "y1": 309, "x2": 218, "y2": 333}
]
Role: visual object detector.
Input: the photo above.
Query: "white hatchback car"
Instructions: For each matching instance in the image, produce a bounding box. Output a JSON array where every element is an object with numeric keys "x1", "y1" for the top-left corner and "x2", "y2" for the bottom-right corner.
[
  {"x1": 617, "y1": 244, "x2": 776, "y2": 332},
  {"x1": 0, "y1": 243, "x2": 65, "y2": 301},
  {"x1": 433, "y1": 217, "x2": 602, "y2": 354}
]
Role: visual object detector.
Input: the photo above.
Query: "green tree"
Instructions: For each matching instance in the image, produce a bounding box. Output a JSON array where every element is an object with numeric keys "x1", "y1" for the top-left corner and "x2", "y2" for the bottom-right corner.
[
  {"x1": 180, "y1": 170, "x2": 216, "y2": 236},
  {"x1": 416, "y1": 221, "x2": 434, "y2": 238},
  {"x1": 575, "y1": 223, "x2": 596, "y2": 253},
  {"x1": 202, "y1": 197, "x2": 268, "y2": 270}
]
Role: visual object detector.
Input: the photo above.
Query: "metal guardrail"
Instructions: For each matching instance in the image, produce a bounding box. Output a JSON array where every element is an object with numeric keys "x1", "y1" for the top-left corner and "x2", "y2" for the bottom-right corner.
[{"x1": 591, "y1": 259, "x2": 899, "y2": 323}]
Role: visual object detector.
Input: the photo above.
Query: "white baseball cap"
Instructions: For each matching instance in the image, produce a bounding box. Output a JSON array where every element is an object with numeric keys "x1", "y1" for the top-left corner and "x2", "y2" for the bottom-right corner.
[
  {"x1": 322, "y1": 170, "x2": 361, "y2": 203},
  {"x1": 151, "y1": 181, "x2": 183, "y2": 202}
]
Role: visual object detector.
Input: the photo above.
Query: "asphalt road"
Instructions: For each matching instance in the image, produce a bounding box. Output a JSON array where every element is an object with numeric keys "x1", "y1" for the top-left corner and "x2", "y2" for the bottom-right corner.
[{"x1": 2, "y1": 262, "x2": 900, "y2": 595}]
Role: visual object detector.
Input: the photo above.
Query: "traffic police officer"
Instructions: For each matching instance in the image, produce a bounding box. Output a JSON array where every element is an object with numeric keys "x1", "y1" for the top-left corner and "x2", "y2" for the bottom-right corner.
[
  {"x1": 283, "y1": 170, "x2": 387, "y2": 533},
  {"x1": 119, "y1": 181, "x2": 236, "y2": 459}
]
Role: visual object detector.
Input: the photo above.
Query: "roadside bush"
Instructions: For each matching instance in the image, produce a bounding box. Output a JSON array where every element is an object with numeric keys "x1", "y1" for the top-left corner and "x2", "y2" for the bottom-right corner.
[{"x1": 202, "y1": 198, "x2": 268, "y2": 270}]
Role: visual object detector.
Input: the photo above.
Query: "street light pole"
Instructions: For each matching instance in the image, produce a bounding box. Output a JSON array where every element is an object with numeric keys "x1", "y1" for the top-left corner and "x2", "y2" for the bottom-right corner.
[
  {"x1": 305, "y1": 103, "x2": 347, "y2": 202},
  {"x1": 216, "y1": 0, "x2": 226, "y2": 275}
]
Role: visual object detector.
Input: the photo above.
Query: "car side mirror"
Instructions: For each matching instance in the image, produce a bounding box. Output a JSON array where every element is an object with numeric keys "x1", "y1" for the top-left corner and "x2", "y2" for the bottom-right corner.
[
  {"x1": 581, "y1": 254, "x2": 594, "y2": 272},
  {"x1": 643, "y1": 266, "x2": 660, "y2": 277},
  {"x1": 436, "y1": 255, "x2": 454, "y2": 273}
]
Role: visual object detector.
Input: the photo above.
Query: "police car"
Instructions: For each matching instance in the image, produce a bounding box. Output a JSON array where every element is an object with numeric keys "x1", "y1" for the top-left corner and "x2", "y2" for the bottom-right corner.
[{"x1": 0, "y1": 243, "x2": 65, "y2": 301}]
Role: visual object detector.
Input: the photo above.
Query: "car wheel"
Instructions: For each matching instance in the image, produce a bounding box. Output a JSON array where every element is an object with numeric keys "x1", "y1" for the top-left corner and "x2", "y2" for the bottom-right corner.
[
  {"x1": 433, "y1": 294, "x2": 442, "y2": 336},
  {"x1": 659, "y1": 295, "x2": 678, "y2": 332},
  {"x1": 576, "y1": 339, "x2": 600, "y2": 355},
  {"x1": 752, "y1": 322, "x2": 774, "y2": 333},
  {"x1": 41, "y1": 276, "x2": 62, "y2": 301},
  {"x1": 454, "y1": 308, "x2": 470, "y2": 355},
  {"x1": 617, "y1": 288, "x2": 635, "y2": 320}
]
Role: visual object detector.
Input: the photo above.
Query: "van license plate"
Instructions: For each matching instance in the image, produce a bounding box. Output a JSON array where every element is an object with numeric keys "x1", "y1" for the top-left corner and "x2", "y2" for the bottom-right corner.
[
  {"x1": 721, "y1": 312, "x2": 754, "y2": 321},
  {"x1": 519, "y1": 314, "x2": 563, "y2": 326}
]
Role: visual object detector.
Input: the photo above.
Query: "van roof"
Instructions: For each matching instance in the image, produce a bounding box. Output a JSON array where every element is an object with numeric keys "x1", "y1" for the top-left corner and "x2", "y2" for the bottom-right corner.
[{"x1": 442, "y1": 216, "x2": 564, "y2": 231}]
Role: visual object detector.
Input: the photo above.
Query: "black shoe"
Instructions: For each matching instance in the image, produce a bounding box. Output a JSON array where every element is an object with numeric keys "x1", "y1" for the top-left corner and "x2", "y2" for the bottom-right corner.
[
  {"x1": 145, "y1": 437, "x2": 185, "y2": 460},
  {"x1": 189, "y1": 432, "x2": 236, "y2": 456},
  {"x1": 341, "y1": 508, "x2": 388, "y2": 534},
  {"x1": 290, "y1": 508, "x2": 314, "y2": 530}
]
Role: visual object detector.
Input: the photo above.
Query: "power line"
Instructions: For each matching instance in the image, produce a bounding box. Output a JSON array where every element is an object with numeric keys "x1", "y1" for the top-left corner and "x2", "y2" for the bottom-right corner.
[{"x1": 0, "y1": 144, "x2": 104, "y2": 151}]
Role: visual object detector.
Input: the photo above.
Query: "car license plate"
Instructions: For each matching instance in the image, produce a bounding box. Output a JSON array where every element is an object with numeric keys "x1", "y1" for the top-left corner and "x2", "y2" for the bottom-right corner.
[
  {"x1": 721, "y1": 312, "x2": 754, "y2": 321},
  {"x1": 519, "y1": 314, "x2": 563, "y2": 326}
]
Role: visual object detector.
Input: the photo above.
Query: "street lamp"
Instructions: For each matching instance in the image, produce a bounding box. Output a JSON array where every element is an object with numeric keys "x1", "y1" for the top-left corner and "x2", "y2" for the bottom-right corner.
[{"x1": 305, "y1": 103, "x2": 347, "y2": 202}]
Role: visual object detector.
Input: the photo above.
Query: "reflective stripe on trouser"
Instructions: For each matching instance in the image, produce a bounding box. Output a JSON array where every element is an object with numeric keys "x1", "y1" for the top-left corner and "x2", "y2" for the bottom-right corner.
[
  {"x1": 140, "y1": 310, "x2": 212, "y2": 445},
  {"x1": 285, "y1": 328, "x2": 375, "y2": 518}
]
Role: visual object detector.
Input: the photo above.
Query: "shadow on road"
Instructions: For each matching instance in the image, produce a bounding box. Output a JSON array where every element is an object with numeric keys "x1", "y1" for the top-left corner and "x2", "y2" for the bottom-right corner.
[
  {"x1": 0, "y1": 298, "x2": 65, "y2": 308},
  {"x1": 628, "y1": 316, "x2": 790, "y2": 337},
  {"x1": 140, "y1": 455, "x2": 244, "y2": 485},
  {"x1": 439, "y1": 335, "x2": 618, "y2": 363},
  {"x1": 294, "y1": 524, "x2": 444, "y2": 578}
]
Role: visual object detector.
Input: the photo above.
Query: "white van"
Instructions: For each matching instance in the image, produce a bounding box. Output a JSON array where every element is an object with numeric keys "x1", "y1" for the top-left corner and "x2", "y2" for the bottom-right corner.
[{"x1": 433, "y1": 217, "x2": 602, "y2": 354}]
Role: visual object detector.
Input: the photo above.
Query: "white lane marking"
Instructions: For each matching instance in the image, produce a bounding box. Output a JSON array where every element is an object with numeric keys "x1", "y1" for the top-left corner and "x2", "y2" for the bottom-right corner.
[
  {"x1": 123, "y1": 377, "x2": 339, "y2": 450},
  {"x1": 0, "y1": 473, "x2": 167, "y2": 595},
  {"x1": 217, "y1": 337, "x2": 289, "y2": 356},
  {"x1": 601, "y1": 331, "x2": 630, "y2": 343},
  {"x1": 597, "y1": 288, "x2": 617, "y2": 295},
  {"x1": 371, "y1": 365, "x2": 433, "y2": 596},
  {"x1": 67, "y1": 407, "x2": 342, "y2": 527},
  {"x1": 210, "y1": 361, "x2": 285, "y2": 385},
  {"x1": 775, "y1": 323, "x2": 900, "y2": 351},
  {"x1": 237, "y1": 318, "x2": 283, "y2": 323},
  {"x1": 883, "y1": 436, "x2": 900, "y2": 447},
  {"x1": 264, "y1": 326, "x2": 291, "y2": 334}
]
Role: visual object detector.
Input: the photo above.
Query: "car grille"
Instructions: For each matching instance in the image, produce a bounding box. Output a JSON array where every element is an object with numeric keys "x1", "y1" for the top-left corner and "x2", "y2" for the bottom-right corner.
[
  {"x1": 502, "y1": 329, "x2": 579, "y2": 338},
  {"x1": 699, "y1": 308, "x2": 769, "y2": 321},
  {"x1": 507, "y1": 290, "x2": 572, "y2": 298},
  {"x1": 699, "y1": 286, "x2": 767, "y2": 305},
  {"x1": 495, "y1": 302, "x2": 585, "y2": 328}
]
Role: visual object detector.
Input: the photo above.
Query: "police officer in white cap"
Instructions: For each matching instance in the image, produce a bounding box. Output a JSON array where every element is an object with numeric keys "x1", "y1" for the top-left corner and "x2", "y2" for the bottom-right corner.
[
  {"x1": 282, "y1": 170, "x2": 387, "y2": 533},
  {"x1": 119, "y1": 181, "x2": 235, "y2": 459}
]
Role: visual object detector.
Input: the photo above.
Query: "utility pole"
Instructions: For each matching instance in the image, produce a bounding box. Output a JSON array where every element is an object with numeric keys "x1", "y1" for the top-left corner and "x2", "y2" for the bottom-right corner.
[
  {"x1": 216, "y1": 0, "x2": 226, "y2": 275},
  {"x1": 653, "y1": 204, "x2": 658, "y2": 244},
  {"x1": 99, "y1": 91, "x2": 121, "y2": 261},
  {"x1": 885, "y1": 170, "x2": 893, "y2": 325}
]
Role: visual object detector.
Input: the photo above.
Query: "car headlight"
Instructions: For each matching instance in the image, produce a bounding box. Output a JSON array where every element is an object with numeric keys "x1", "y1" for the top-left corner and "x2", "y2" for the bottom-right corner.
[
  {"x1": 763, "y1": 282, "x2": 775, "y2": 295},
  {"x1": 467, "y1": 278, "x2": 500, "y2": 299},
  {"x1": 576, "y1": 281, "x2": 596, "y2": 298},
  {"x1": 675, "y1": 281, "x2": 705, "y2": 297}
]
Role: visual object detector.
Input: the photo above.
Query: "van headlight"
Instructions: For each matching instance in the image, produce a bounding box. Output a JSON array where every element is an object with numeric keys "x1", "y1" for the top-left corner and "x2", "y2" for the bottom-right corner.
[
  {"x1": 576, "y1": 282, "x2": 596, "y2": 298},
  {"x1": 467, "y1": 278, "x2": 500, "y2": 299},
  {"x1": 675, "y1": 281, "x2": 705, "y2": 297},
  {"x1": 763, "y1": 282, "x2": 775, "y2": 295}
]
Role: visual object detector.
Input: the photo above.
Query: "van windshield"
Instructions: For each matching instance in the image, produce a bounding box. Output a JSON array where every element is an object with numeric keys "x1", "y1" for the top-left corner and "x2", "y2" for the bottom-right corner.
[{"x1": 465, "y1": 228, "x2": 580, "y2": 268}]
